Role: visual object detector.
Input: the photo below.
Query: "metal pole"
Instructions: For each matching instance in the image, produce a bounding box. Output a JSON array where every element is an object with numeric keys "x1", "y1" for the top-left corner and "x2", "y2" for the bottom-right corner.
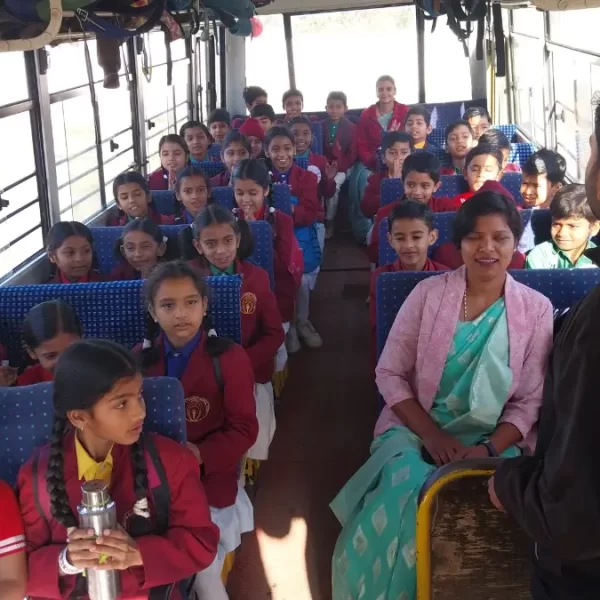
[{"x1": 283, "y1": 14, "x2": 296, "y2": 89}]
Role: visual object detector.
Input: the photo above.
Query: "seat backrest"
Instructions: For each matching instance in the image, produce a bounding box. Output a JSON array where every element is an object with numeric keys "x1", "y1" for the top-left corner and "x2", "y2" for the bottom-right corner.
[
  {"x1": 189, "y1": 159, "x2": 226, "y2": 178},
  {"x1": 0, "y1": 277, "x2": 242, "y2": 366},
  {"x1": 246, "y1": 221, "x2": 275, "y2": 289},
  {"x1": 212, "y1": 186, "x2": 235, "y2": 210},
  {"x1": 436, "y1": 173, "x2": 523, "y2": 204},
  {"x1": 294, "y1": 155, "x2": 309, "y2": 170},
  {"x1": 211, "y1": 183, "x2": 292, "y2": 216},
  {"x1": 380, "y1": 178, "x2": 405, "y2": 208},
  {"x1": 499, "y1": 172, "x2": 523, "y2": 204},
  {"x1": 151, "y1": 190, "x2": 177, "y2": 216},
  {"x1": 428, "y1": 123, "x2": 520, "y2": 148},
  {"x1": 0, "y1": 377, "x2": 186, "y2": 486},
  {"x1": 510, "y1": 142, "x2": 535, "y2": 167},
  {"x1": 376, "y1": 269, "x2": 600, "y2": 358}
]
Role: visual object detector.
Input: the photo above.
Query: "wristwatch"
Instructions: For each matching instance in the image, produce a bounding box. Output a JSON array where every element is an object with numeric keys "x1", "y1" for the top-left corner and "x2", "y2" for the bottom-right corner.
[{"x1": 478, "y1": 438, "x2": 499, "y2": 457}]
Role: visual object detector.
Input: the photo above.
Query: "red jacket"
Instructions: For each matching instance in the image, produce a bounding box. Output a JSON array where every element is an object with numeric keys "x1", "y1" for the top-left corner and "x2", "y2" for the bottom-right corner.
[
  {"x1": 431, "y1": 242, "x2": 526, "y2": 269},
  {"x1": 188, "y1": 258, "x2": 284, "y2": 383},
  {"x1": 283, "y1": 163, "x2": 320, "y2": 227},
  {"x1": 16, "y1": 364, "x2": 53, "y2": 386},
  {"x1": 308, "y1": 152, "x2": 336, "y2": 204},
  {"x1": 322, "y1": 116, "x2": 357, "y2": 174},
  {"x1": 107, "y1": 205, "x2": 174, "y2": 227},
  {"x1": 210, "y1": 171, "x2": 231, "y2": 188},
  {"x1": 357, "y1": 102, "x2": 409, "y2": 171},
  {"x1": 148, "y1": 167, "x2": 170, "y2": 191},
  {"x1": 141, "y1": 336, "x2": 258, "y2": 508},
  {"x1": 361, "y1": 170, "x2": 391, "y2": 219},
  {"x1": 18, "y1": 431, "x2": 219, "y2": 599},
  {"x1": 109, "y1": 261, "x2": 141, "y2": 281},
  {"x1": 46, "y1": 270, "x2": 105, "y2": 284},
  {"x1": 367, "y1": 196, "x2": 457, "y2": 264}
]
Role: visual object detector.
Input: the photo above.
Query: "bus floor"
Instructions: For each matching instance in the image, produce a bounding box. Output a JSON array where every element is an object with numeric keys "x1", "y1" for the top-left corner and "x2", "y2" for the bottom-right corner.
[{"x1": 228, "y1": 233, "x2": 377, "y2": 600}]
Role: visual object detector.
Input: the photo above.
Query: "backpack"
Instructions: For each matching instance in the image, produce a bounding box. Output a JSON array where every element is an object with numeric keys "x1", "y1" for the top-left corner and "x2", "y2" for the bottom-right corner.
[{"x1": 32, "y1": 433, "x2": 192, "y2": 600}]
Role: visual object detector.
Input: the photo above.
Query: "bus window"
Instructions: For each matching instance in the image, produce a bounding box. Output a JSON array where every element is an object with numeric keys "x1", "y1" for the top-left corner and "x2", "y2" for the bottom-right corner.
[
  {"x1": 549, "y1": 9, "x2": 597, "y2": 55},
  {"x1": 0, "y1": 52, "x2": 29, "y2": 106},
  {"x1": 290, "y1": 7, "x2": 418, "y2": 112}
]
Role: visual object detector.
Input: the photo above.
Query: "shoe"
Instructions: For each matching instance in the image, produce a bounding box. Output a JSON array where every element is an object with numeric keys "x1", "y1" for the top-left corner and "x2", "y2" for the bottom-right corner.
[
  {"x1": 297, "y1": 320, "x2": 323, "y2": 349},
  {"x1": 286, "y1": 324, "x2": 301, "y2": 354},
  {"x1": 325, "y1": 221, "x2": 334, "y2": 240}
]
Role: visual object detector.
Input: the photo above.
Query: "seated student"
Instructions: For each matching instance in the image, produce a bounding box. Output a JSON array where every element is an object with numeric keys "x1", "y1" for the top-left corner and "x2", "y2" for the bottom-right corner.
[
  {"x1": 463, "y1": 105, "x2": 492, "y2": 141},
  {"x1": 440, "y1": 120, "x2": 475, "y2": 175},
  {"x1": 449, "y1": 143, "x2": 505, "y2": 208},
  {"x1": 479, "y1": 129, "x2": 521, "y2": 173},
  {"x1": 251, "y1": 102, "x2": 276, "y2": 135},
  {"x1": 45, "y1": 221, "x2": 103, "y2": 283},
  {"x1": 174, "y1": 166, "x2": 213, "y2": 224},
  {"x1": 15, "y1": 300, "x2": 82, "y2": 386},
  {"x1": 404, "y1": 106, "x2": 434, "y2": 149},
  {"x1": 139, "y1": 262, "x2": 257, "y2": 596},
  {"x1": 0, "y1": 344, "x2": 17, "y2": 387},
  {"x1": 239, "y1": 117, "x2": 265, "y2": 159},
  {"x1": 186, "y1": 207, "x2": 284, "y2": 463},
  {"x1": 331, "y1": 190, "x2": 553, "y2": 600},
  {"x1": 148, "y1": 134, "x2": 190, "y2": 191},
  {"x1": 243, "y1": 85, "x2": 268, "y2": 112},
  {"x1": 361, "y1": 131, "x2": 413, "y2": 219},
  {"x1": 19, "y1": 339, "x2": 220, "y2": 600},
  {"x1": 180, "y1": 121, "x2": 219, "y2": 164},
  {"x1": 109, "y1": 171, "x2": 175, "y2": 226},
  {"x1": 263, "y1": 126, "x2": 322, "y2": 351},
  {"x1": 369, "y1": 200, "x2": 448, "y2": 347},
  {"x1": 210, "y1": 131, "x2": 251, "y2": 187},
  {"x1": 208, "y1": 108, "x2": 231, "y2": 144},
  {"x1": 525, "y1": 183, "x2": 599, "y2": 269},
  {"x1": 432, "y1": 181, "x2": 527, "y2": 269},
  {"x1": 322, "y1": 91, "x2": 358, "y2": 238},
  {"x1": 521, "y1": 148, "x2": 566, "y2": 209},
  {"x1": 282, "y1": 89, "x2": 305, "y2": 122},
  {"x1": 0, "y1": 480, "x2": 26, "y2": 600},
  {"x1": 110, "y1": 218, "x2": 172, "y2": 281},
  {"x1": 290, "y1": 116, "x2": 336, "y2": 201},
  {"x1": 367, "y1": 152, "x2": 456, "y2": 264}
]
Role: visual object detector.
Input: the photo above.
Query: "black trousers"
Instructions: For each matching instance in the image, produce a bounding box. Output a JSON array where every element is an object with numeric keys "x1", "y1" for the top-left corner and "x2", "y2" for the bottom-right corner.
[{"x1": 532, "y1": 563, "x2": 600, "y2": 600}]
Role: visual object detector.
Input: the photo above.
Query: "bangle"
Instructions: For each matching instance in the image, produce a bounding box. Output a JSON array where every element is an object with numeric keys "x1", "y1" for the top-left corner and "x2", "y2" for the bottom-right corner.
[
  {"x1": 478, "y1": 439, "x2": 499, "y2": 457},
  {"x1": 59, "y1": 547, "x2": 84, "y2": 575}
]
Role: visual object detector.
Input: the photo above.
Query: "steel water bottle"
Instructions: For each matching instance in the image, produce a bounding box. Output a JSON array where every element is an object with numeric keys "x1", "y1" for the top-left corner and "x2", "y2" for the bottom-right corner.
[{"x1": 77, "y1": 480, "x2": 121, "y2": 600}]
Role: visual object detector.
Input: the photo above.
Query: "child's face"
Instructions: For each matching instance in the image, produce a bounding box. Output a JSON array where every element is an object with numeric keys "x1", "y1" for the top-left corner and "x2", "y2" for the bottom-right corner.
[
  {"x1": 387, "y1": 218, "x2": 437, "y2": 270},
  {"x1": 121, "y1": 230, "x2": 165, "y2": 275},
  {"x1": 150, "y1": 277, "x2": 208, "y2": 349},
  {"x1": 266, "y1": 135, "x2": 295, "y2": 172},
  {"x1": 50, "y1": 235, "x2": 93, "y2": 280},
  {"x1": 193, "y1": 223, "x2": 240, "y2": 271},
  {"x1": 177, "y1": 175, "x2": 209, "y2": 217},
  {"x1": 403, "y1": 171, "x2": 441, "y2": 203},
  {"x1": 521, "y1": 173, "x2": 561, "y2": 208},
  {"x1": 210, "y1": 121, "x2": 230, "y2": 143},
  {"x1": 384, "y1": 142, "x2": 412, "y2": 172},
  {"x1": 249, "y1": 95, "x2": 267, "y2": 110},
  {"x1": 405, "y1": 114, "x2": 431, "y2": 145},
  {"x1": 326, "y1": 99, "x2": 346, "y2": 122},
  {"x1": 467, "y1": 115, "x2": 491, "y2": 141},
  {"x1": 117, "y1": 182, "x2": 150, "y2": 219},
  {"x1": 465, "y1": 154, "x2": 502, "y2": 192},
  {"x1": 256, "y1": 117, "x2": 273, "y2": 133},
  {"x1": 234, "y1": 178, "x2": 268, "y2": 217},
  {"x1": 501, "y1": 148, "x2": 511, "y2": 169},
  {"x1": 28, "y1": 331, "x2": 80, "y2": 373},
  {"x1": 446, "y1": 125, "x2": 474, "y2": 160},
  {"x1": 376, "y1": 80, "x2": 396, "y2": 104},
  {"x1": 551, "y1": 217, "x2": 599, "y2": 254},
  {"x1": 222, "y1": 142, "x2": 250, "y2": 173},
  {"x1": 160, "y1": 142, "x2": 187, "y2": 172},
  {"x1": 284, "y1": 95, "x2": 303, "y2": 119},
  {"x1": 291, "y1": 123, "x2": 312, "y2": 155},
  {"x1": 183, "y1": 127, "x2": 210, "y2": 160},
  {"x1": 248, "y1": 136, "x2": 263, "y2": 159}
]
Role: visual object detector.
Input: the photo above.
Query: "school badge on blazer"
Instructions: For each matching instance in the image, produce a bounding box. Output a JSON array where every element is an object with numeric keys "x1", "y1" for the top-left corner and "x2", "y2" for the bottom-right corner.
[
  {"x1": 185, "y1": 396, "x2": 211, "y2": 422},
  {"x1": 241, "y1": 292, "x2": 257, "y2": 315}
]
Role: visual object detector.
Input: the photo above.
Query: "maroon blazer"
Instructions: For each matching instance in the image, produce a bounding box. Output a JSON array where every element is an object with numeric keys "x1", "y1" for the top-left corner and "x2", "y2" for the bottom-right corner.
[
  {"x1": 46, "y1": 270, "x2": 105, "y2": 284},
  {"x1": 360, "y1": 169, "x2": 389, "y2": 219},
  {"x1": 322, "y1": 116, "x2": 358, "y2": 174},
  {"x1": 107, "y1": 205, "x2": 175, "y2": 227},
  {"x1": 308, "y1": 152, "x2": 336, "y2": 204},
  {"x1": 286, "y1": 163, "x2": 320, "y2": 227}
]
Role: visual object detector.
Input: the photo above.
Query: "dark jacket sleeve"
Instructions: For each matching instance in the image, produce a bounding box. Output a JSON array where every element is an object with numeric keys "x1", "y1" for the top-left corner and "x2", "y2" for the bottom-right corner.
[{"x1": 495, "y1": 288, "x2": 600, "y2": 562}]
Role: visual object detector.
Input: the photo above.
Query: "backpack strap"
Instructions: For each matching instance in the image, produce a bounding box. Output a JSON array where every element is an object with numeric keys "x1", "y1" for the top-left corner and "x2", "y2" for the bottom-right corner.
[
  {"x1": 143, "y1": 434, "x2": 170, "y2": 535},
  {"x1": 32, "y1": 447, "x2": 52, "y2": 533},
  {"x1": 212, "y1": 355, "x2": 224, "y2": 396}
]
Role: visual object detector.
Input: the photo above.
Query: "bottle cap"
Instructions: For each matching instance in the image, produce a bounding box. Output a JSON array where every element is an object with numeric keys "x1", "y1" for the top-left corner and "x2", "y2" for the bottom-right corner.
[{"x1": 81, "y1": 480, "x2": 111, "y2": 508}]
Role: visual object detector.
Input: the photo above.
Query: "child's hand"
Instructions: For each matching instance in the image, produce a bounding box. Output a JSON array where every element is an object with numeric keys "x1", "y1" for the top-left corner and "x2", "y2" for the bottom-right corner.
[
  {"x1": 242, "y1": 206, "x2": 256, "y2": 221},
  {"x1": 65, "y1": 528, "x2": 99, "y2": 571},
  {"x1": 389, "y1": 157, "x2": 403, "y2": 179},
  {"x1": 488, "y1": 476, "x2": 505, "y2": 512},
  {"x1": 325, "y1": 162, "x2": 338, "y2": 180},
  {"x1": 93, "y1": 527, "x2": 143, "y2": 570},
  {"x1": 0, "y1": 366, "x2": 17, "y2": 387}
]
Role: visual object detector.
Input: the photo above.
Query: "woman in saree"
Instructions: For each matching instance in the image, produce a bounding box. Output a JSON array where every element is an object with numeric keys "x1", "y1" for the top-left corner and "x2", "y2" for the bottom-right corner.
[{"x1": 330, "y1": 191, "x2": 554, "y2": 599}]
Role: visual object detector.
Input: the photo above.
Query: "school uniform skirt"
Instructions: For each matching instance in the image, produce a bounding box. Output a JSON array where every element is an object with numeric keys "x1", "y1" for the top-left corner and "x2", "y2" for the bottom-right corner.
[{"x1": 247, "y1": 382, "x2": 276, "y2": 461}]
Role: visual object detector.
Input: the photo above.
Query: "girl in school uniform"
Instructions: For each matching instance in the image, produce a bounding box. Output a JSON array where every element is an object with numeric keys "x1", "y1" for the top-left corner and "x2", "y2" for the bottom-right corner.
[
  {"x1": 148, "y1": 134, "x2": 190, "y2": 191},
  {"x1": 0, "y1": 480, "x2": 26, "y2": 600},
  {"x1": 110, "y1": 218, "x2": 171, "y2": 281},
  {"x1": 439, "y1": 120, "x2": 475, "y2": 176},
  {"x1": 140, "y1": 260, "x2": 258, "y2": 598},
  {"x1": 185, "y1": 206, "x2": 284, "y2": 464},
  {"x1": 108, "y1": 172, "x2": 175, "y2": 226},
  {"x1": 239, "y1": 117, "x2": 265, "y2": 160},
  {"x1": 263, "y1": 126, "x2": 323, "y2": 352},
  {"x1": 180, "y1": 121, "x2": 215, "y2": 164},
  {"x1": 210, "y1": 131, "x2": 251, "y2": 188},
  {"x1": 45, "y1": 221, "x2": 104, "y2": 284},
  {"x1": 18, "y1": 338, "x2": 219, "y2": 600},
  {"x1": 174, "y1": 166, "x2": 213, "y2": 225},
  {"x1": 16, "y1": 300, "x2": 82, "y2": 386}
]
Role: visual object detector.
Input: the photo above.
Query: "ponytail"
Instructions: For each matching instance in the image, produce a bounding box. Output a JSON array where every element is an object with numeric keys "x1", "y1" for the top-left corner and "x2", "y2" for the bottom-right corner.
[{"x1": 202, "y1": 313, "x2": 233, "y2": 357}]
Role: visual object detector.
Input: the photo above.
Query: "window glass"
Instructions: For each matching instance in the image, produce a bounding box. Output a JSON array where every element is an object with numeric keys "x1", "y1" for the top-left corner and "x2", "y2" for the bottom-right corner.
[
  {"x1": 512, "y1": 7, "x2": 545, "y2": 38},
  {"x1": 0, "y1": 52, "x2": 29, "y2": 105},
  {"x1": 173, "y1": 60, "x2": 190, "y2": 133},
  {"x1": 549, "y1": 9, "x2": 598, "y2": 54},
  {"x1": 288, "y1": 7, "x2": 418, "y2": 112}
]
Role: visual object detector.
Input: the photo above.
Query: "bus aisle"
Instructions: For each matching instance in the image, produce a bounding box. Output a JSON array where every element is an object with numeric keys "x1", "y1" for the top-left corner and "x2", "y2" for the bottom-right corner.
[{"x1": 228, "y1": 233, "x2": 376, "y2": 599}]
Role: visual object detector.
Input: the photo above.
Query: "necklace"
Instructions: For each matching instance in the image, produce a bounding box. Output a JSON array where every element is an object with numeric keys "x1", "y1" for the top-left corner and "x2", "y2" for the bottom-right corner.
[{"x1": 463, "y1": 290, "x2": 468, "y2": 321}]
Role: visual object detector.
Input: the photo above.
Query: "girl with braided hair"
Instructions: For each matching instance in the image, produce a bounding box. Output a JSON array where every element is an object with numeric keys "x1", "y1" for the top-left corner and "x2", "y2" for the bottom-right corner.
[{"x1": 17, "y1": 339, "x2": 219, "y2": 599}]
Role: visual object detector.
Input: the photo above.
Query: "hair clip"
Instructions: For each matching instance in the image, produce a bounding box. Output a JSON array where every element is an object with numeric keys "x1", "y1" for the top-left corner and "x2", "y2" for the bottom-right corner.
[
  {"x1": 208, "y1": 328, "x2": 217, "y2": 337},
  {"x1": 142, "y1": 339, "x2": 152, "y2": 350},
  {"x1": 162, "y1": 236, "x2": 168, "y2": 243},
  {"x1": 133, "y1": 497, "x2": 150, "y2": 519},
  {"x1": 269, "y1": 206, "x2": 275, "y2": 214}
]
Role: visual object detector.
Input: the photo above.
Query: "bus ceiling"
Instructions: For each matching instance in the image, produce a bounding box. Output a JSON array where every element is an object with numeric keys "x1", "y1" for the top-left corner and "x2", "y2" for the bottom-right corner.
[{"x1": 255, "y1": 0, "x2": 413, "y2": 15}]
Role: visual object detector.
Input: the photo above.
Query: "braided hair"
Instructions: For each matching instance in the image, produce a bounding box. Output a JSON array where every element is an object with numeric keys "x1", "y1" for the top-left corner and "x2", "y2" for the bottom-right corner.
[
  {"x1": 48, "y1": 340, "x2": 151, "y2": 536},
  {"x1": 232, "y1": 158, "x2": 277, "y2": 228},
  {"x1": 141, "y1": 261, "x2": 233, "y2": 370}
]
